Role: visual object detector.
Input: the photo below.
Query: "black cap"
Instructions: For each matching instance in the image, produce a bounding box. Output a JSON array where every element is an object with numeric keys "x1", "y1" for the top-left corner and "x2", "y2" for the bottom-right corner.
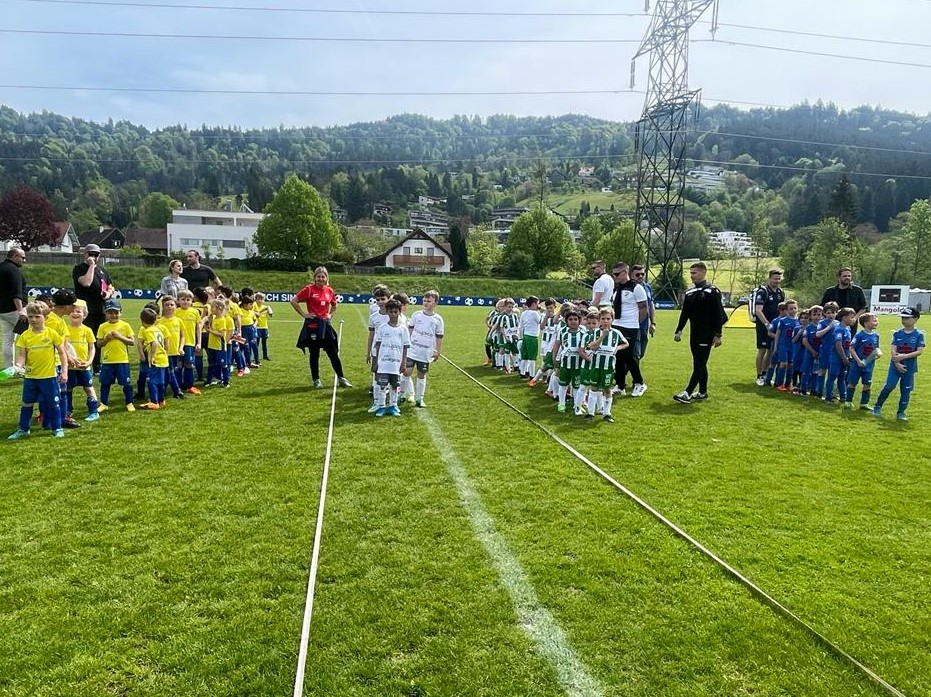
[{"x1": 900, "y1": 307, "x2": 921, "y2": 320}]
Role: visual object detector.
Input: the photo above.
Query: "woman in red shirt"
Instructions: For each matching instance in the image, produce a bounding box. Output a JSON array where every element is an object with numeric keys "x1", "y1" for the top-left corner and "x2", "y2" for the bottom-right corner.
[{"x1": 291, "y1": 267, "x2": 352, "y2": 389}]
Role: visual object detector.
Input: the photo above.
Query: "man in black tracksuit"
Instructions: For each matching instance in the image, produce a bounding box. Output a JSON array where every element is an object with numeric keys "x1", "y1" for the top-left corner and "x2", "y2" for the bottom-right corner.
[{"x1": 672, "y1": 262, "x2": 728, "y2": 403}]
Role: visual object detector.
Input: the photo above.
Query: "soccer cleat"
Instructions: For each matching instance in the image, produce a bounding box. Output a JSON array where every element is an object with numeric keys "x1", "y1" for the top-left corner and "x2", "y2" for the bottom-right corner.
[
  {"x1": 126, "y1": 404, "x2": 136, "y2": 412},
  {"x1": 140, "y1": 402, "x2": 160, "y2": 410},
  {"x1": 557, "y1": 403, "x2": 566, "y2": 413},
  {"x1": 338, "y1": 377, "x2": 353, "y2": 388},
  {"x1": 528, "y1": 379, "x2": 538, "y2": 387},
  {"x1": 221, "y1": 383, "x2": 230, "y2": 388},
  {"x1": 186, "y1": 387, "x2": 202, "y2": 395},
  {"x1": 313, "y1": 379, "x2": 323, "y2": 389},
  {"x1": 62, "y1": 416, "x2": 82, "y2": 429},
  {"x1": 896, "y1": 413, "x2": 909, "y2": 421},
  {"x1": 96, "y1": 404, "x2": 109, "y2": 412},
  {"x1": 584, "y1": 414, "x2": 594, "y2": 421},
  {"x1": 158, "y1": 401, "x2": 166, "y2": 408},
  {"x1": 614, "y1": 387, "x2": 627, "y2": 397},
  {"x1": 844, "y1": 402, "x2": 853, "y2": 410},
  {"x1": 872, "y1": 407, "x2": 882, "y2": 417},
  {"x1": 631, "y1": 383, "x2": 647, "y2": 397},
  {"x1": 367, "y1": 403, "x2": 380, "y2": 413},
  {"x1": 860, "y1": 404, "x2": 873, "y2": 411},
  {"x1": 755, "y1": 376, "x2": 766, "y2": 386},
  {"x1": 236, "y1": 370, "x2": 245, "y2": 378},
  {"x1": 574, "y1": 405, "x2": 585, "y2": 416},
  {"x1": 690, "y1": 392, "x2": 708, "y2": 401},
  {"x1": 173, "y1": 392, "x2": 185, "y2": 399},
  {"x1": 84, "y1": 412, "x2": 100, "y2": 422},
  {"x1": 388, "y1": 405, "x2": 402, "y2": 417},
  {"x1": 243, "y1": 367, "x2": 251, "y2": 375},
  {"x1": 673, "y1": 391, "x2": 691, "y2": 404},
  {"x1": 415, "y1": 400, "x2": 426, "y2": 408},
  {"x1": 249, "y1": 363, "x2": 260, "y2": 369},
  {"x1": 53, "y1": 429, "x2": 65, "y2": 438},
  {"x1": 603, "y1": 414, "x2": 615, "y2": 423},
  {"x1": 7, "y1": 429, "x2": 30, "y2": 440},
  {"x1": 374, "y1": 407, "x2": 387, "y2": 417},
  {"x1": 405, "y1": 394, "x2": 415, "y2": 404}
]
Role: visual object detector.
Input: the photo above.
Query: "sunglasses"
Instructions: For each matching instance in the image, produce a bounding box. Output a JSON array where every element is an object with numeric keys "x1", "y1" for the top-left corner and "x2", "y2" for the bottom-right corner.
[
  {"x1": 633, "y1": 273, "x2": 645, "y2": 278},
  {"x1": 612, "y1": 271, "x2": 624, "y2": 277}
]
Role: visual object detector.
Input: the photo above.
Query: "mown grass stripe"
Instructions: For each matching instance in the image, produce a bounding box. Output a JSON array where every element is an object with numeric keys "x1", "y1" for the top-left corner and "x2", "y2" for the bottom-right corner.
[
  {"x1": 440, "y1": 355, "x2": 908, "y2": 697},
  {"x1": 415, "y1": 408, "x2": 605, "y2": 697}
]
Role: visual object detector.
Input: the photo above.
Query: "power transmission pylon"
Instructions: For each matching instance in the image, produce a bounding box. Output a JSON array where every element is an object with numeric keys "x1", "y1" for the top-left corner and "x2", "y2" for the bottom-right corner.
[{"x1": 632, "y1": 0, "x2": 718, "y2": 302}]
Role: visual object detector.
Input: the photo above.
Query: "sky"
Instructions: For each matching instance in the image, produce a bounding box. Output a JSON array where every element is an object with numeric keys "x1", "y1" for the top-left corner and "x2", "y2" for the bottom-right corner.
[{"x1": 2, "y1": 0, "x2": 931, "y2": 129}]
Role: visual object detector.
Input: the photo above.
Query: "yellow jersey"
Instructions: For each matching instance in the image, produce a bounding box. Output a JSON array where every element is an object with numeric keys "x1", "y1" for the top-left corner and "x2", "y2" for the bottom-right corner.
[
  {"x1": 66, "y1": 324, "x2": 96, "y2": 364},
  {"x1": 207, "y1": 314, "x2": 234, "y2": 351},
  {"x1": 175, "y1": 306, "x2": 201, "y2": 347},
  {"x1": 157, "y1": 315, "x2": 184, "y2": 356},
  {"x1": 255, "y1": 303, "x2": 271, "y2": 329},
  {"x1": 16, "y1": 327, "x2": 63, "y2": 379},
  {"x1": 139, "y1": 325, "x2": 170, "y2": 368},
  {"x1": 97, "y1": 319, "x2": 135, "y2": 364}
]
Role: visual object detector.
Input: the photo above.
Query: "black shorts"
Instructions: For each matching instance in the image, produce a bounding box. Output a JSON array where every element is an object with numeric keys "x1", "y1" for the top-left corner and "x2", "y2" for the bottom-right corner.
[{"x1": 755, "y1": 322, "x2": 773, "y2": 350}]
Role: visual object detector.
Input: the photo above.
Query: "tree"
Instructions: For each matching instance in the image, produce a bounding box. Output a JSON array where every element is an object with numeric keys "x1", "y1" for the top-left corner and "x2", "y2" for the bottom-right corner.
[
  {"x1": 447, "y1": 217, "x2": 469, "y2": 271},
  {"x1": 501, "y1": 206, "x2": 574, "y2": 278},
  {"x1": 70, "y1": 208, "x2": 101, "y2": 236},
  {"x1": 465, "y1": 227, "x2": 501, "y2": 276},
  {"x1": 803, "y1": 217, "x2": 860, "y2": 299},
  {"x1": 138, "y1": 192, "x2": 180, "y2": 228},
  {"x1": 0, "y1": 185, "x2": 58, "y2": 250},
  {"x1": 246, "y1": 164, "x2": 275, "y2": 212},
  {"x1": 825, "y1": 174, "x2": 859, "y2": 229},
  {"x1": 577, "y1": 216, "x2": 604, "y2": 263},
  {"x1": 593, "y1": 219, "x2": 643, "y2": 268},
  {"x1": 900, "y1": 198, "x2": 931, "y2": 286},
  {"x1": 254, "y1": 174, "x2": 340, "y2": 264}
]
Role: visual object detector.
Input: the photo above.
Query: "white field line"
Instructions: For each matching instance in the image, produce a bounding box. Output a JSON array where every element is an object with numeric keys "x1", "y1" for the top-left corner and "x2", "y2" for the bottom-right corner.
[
  {"x1": 292, "y1": 322, "x2": 344, "y2": 697},
  {"x1": 416, "y1": 408, "x2": 605, "y2": 697}
]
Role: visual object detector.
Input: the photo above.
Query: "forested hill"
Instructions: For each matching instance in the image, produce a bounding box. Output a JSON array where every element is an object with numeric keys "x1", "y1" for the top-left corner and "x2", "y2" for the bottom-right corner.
[{"x1": 2, "y1": 102, "x2": 931, "y2": 232}]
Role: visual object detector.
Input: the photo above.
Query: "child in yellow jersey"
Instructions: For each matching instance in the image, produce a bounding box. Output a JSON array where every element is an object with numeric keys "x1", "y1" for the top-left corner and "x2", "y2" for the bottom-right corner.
[
  {"x1": 8, "y1": 303, "x2": 69, "y2": 440},
  {"x1": 158, "y1": 295, "x2": 185, "y2": 399},
  {"x1": 239, "y1": 294, "x2": 260, "y2": 369},
  {"x1": 191, "y1": 286, "x2": 210, "y2": 383},
  {"x1": 96, "y1": 299, "x2": 136, "y2": 412},
  {"x1": 138, "y1": 307, "x2": 170, "y2": 409},
  {"x1": 174, "y1": 290, "x2": 202, "y2": 394},
  {"x1": 49, "y1": 289, "x2": 78, "y2": 428},
  {"x1": 254, "y1": 292, "x2": 273, "y2": 362},
  {"x1": 65, "y1": 300, "x2": 100, "y2": 422},
  {"x1": 217, "y1": 285, "x2": 245, "y2": 374},
  {"x1": 205, "y1": 298, "x2": 233, "y2": 387}
]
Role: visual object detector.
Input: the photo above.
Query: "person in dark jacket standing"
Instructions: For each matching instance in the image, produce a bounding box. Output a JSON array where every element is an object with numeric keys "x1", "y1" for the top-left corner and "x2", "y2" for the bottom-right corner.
[
  {"x1": 820, "y1": 266, "x2": 867, "y2": 324},
  {"x1": 0, "y1": 247, "x2": 27, "y2": 367},
  {"x1": 72, "y1": 243, "x2": 114, "y2": 372},
  {"x1": 672, "y1": 262, "x2": 728, "y2": 403}
]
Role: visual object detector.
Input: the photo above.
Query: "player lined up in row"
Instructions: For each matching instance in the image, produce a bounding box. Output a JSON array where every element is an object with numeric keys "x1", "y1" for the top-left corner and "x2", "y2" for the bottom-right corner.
[
  {"x1": 759, "y1": 299, "x2": 923, "y2": 421},
  {"x1": 6, "y1": 286, "x2": 275, "y2": 440}
]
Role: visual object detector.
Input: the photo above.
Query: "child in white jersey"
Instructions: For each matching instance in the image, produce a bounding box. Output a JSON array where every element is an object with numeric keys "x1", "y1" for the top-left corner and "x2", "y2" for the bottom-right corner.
[
  {"x1": 372, "y1": 299, "x2": 410, "y2": 417},
  {"x1": 518, "y1": 295, "x2": 542, "y2": 379},
  {"x1": 406, "y1": 290, "x2": 444, "y2": 408}
]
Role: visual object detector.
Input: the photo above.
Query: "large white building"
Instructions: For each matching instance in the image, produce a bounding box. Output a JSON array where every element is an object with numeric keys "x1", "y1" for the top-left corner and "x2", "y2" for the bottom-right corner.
[
  {"x1": 167, "y1": 208, "x2": 264, "y2": 260},
  {"x1": 709, "y1": 230, "x2": 757, "y2": 257}
]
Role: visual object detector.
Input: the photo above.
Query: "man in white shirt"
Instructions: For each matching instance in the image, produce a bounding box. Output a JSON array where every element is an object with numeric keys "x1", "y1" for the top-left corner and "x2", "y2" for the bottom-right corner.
[
  {"x1": 611, "y1": 263, "x2": 649, "y2": 396},
  {"x1": 590, "y1": 260, "x2": 615, "y2": 308}
]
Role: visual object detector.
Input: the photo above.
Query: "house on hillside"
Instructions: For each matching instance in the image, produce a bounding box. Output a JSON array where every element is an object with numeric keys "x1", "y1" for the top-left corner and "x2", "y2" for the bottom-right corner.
[
  {"x1": 79, "y1": 227, "x2": 125, "y2": 252},
  {"x1": 0, "y1": 221, "x2": 80, "y2": 254},
  {"x1": 124, "y1": 227, "x2": 168, "y2": 255},
  {"x1": 357, "y1": 230, "x2": 453, "y2": 273}
]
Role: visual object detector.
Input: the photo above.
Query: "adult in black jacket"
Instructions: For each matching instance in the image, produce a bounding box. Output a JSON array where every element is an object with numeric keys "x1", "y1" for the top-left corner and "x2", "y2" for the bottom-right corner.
[
  {"x1": 72, "y1": 243, "x2": 114, "y2": 371},
  {"x1": 820, "y1": 267, "x2": 867, "y2": 322},
  {"x1": 0, "y1": 247, "x2": 27, "y2": 367},
  {"x1": 672, "y1": 262, "x2": 728, "y2": 403}
]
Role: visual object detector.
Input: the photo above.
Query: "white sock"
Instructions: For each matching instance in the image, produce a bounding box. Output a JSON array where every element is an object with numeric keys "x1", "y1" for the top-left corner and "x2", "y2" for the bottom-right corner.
[
  {"x1": 527, "y1": 360, "x2": 536, "y2": 376},
  {"x1": 604, "y1": 396, "x2": 613, "y2": 416},
  {"x1": 388, "y1": 387, "x2": 398, "y2": 407},
  {"x1": 548, "y1": 373, "x2": 559, "y2": 393},
  {"x1": 574, "y1": 385, "x2": 585, "y2": 405},
  {"x1": 558, "y1": 384, "x2": 568, "y2": 405},
  {"x1": 587, "y1": 391, "x2": 598, "y2": 414},
  {"x1": 376, "y1": 386, "x2": 386, "y2": 408},
  {"x1": 596, "y1": 393, "x2": 604, "y2": 413},
  {"x1": 415, "y1": 376, "x2": 426, "y2": 402},
  {"x1": 402, "y1": 375, "x2": 414, "y2": 397}
]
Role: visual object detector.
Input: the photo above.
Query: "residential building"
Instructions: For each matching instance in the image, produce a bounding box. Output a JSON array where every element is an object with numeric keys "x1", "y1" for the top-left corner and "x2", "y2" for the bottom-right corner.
[
  {"x1": 79, "y1": 226, "x2": 125, "y2": 252},
  {"x1": 124, "y1": 227, "x2": 168, "y2": 255},
  {"x1": 0, "y1": 221, "x2": 80, "y2": 254},
  {"x1": 709, "y1": 230, "x2": 757, "y2": 257},
  {"x1": 357, "y1": 230, "x2": 453, "y2": 273},
  {"x1": 167, "y1": 209, "x2": 263, "y2": 260},
  {"x1": 408, "y1": 208, "x2": 449, "y2": 237}
]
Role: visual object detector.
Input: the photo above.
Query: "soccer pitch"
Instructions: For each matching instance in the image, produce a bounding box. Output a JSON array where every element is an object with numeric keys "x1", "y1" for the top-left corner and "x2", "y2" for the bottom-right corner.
[{"x1": 0, "y1": 303, "x2": 927, "y2": 696}]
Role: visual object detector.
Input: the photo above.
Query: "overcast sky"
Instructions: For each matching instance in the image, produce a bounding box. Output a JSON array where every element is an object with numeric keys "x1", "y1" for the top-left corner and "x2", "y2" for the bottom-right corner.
[{"x1": 1, "y1": 0, "x2": 930, "y2": 129}]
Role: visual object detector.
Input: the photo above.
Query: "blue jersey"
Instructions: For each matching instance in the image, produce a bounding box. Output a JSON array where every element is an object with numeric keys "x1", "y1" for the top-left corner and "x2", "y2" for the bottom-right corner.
[
  {"x1": 829, "y1": 324, "x2": 852, "y2": 365},
  {"x1": 818, "y1": 319, "x2": 838, "y2": 364},
  {"x1": 793, "y1": 323, "x2": 808, "y2": 364},
  {"x1": 890, "y1": 328, "x2": 925, "y2": 373},
  {"x1": 851, "y1": 330, "x2": 880, "y2": 363},
  {"x1": 775, "y1": 316, "x2": 800, "y2": 353}
]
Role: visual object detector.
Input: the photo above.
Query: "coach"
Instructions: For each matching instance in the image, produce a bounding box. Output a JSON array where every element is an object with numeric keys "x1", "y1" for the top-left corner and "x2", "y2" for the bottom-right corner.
[
  {"x1": 72, "y1": 243, "x2": 114, "y2": 371},
  {"x1": 753, "y1": 269, "x2": 784, "y2": 386},
  {"x1": 0, "y1": 247, "x2": 27, "y2": 367},
  {"x1": 181, "y1": 249, "x2": 222, "y2": 291},
  {"x1": 611, "y1": 262, "x2": 648, "y2": 397},
  {"x1": 821, "y1": 266, "x2": 867, "y2": 322}
]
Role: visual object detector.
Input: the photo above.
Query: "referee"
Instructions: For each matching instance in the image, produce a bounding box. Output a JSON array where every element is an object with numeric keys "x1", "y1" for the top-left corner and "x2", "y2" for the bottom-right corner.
[{"x1": 673, "y1": 262, "x2": 728, "y2": 403}]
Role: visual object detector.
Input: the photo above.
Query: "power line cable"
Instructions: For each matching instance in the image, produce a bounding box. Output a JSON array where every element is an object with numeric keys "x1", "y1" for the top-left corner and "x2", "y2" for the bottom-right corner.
[
  {"x1": 711, "y1": 20, "x2": 931, "y2": 51},
  {"x1": 696, "y1": 38, "x2": 931, "y2": 70},
  {"x1": 0, "y1": 84, "x2": 639, "y2": 96}
]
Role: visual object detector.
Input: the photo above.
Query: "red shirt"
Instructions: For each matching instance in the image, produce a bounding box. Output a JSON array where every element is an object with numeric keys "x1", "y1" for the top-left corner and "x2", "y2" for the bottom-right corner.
[{"x1": 294, "y1": 283, "x2": 337, "y2": 320}]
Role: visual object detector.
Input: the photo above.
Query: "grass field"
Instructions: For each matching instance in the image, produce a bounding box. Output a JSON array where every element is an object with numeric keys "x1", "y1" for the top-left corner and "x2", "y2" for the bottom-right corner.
[{"x1": 1, "y1": 303, "x2": 928, "y2": 696}]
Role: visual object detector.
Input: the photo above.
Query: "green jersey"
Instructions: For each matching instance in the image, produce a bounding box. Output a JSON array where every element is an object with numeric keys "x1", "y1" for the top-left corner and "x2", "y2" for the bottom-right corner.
[
  {"x1": 589, "y1": 328, "x2": 625, "y2": 370},
  {"x1": 558, "y1": 327, "x2": 585, "y2": 369}
]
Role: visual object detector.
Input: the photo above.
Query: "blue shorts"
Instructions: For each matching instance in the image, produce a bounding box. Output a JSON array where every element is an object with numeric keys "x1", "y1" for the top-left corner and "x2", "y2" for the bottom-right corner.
[
  {"x1": 68, "y1": 368, "x2": 94, "y2": 389},
  {"x1": 182, "y1": 345, "x2": 196, "y2": 366},
  {"x1": 99, "y1": 363, "x2": 131, "y2": 386},
  {"x1": 847, "y1": 362, "x2": 875, "y2": 386},
  {"x1": 22, "y1": 376, "x2": 60, "y2": 406}
]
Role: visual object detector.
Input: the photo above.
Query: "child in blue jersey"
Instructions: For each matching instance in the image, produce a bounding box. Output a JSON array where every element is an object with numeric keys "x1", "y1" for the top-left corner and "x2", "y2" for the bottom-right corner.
[
  {"x1": 815, "y1": 302, "x2": 840, "y2": 397},
  {"x1": 792, "y1": 310, "x2": 809, "y2": 391},
  {"x1": 799, "y1": 305, "x2": 823, "y2": 396},
  {"x1": 873, "y1": 307, "x2": 925, "y2": 421},
  {"x1": 763, "y1": 302, "x2": 787, "y2": 387},
  {"x1": 846, "y1": 313, "x2": 882, "y2": 409},
  {"x1": 823, "y1": 307, "x2": 855, "y2": 403},
  {"x1": 773, "y1": 299, "x2": 800, "y2": 391}
]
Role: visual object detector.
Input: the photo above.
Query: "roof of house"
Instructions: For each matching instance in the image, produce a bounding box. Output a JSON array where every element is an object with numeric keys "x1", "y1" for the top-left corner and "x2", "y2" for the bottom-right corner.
[
  {"x1": 78, "y1": 227, "x2": 124, "y2": 250},
  {"x1": 52, "y1": 222, "x2": 74, "y2": 246},
  {"x1": 124, "y1": 227, "x2": 167, "y2": 251},
  {"x1": 357, "y1": 229, "x2": 453, "y2": 266}
]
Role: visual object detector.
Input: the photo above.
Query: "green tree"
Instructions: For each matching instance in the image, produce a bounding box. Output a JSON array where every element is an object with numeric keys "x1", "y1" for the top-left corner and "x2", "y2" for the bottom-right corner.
[
  {"x1": 825, "y1": 174, "x2": 859, "y2": 229},
  {"x1": 577, "y1": 216, "x2": 604, "y2": 263},
  {"x1": 447, "y1": 217, "x2": 469, "y2": 271},
  {"x1": 254, "y1": 174, "x2": 340, "y2": 264},
  {"x1": 803, "y1": 217, "x2": 860, "y2": 298},
  {"x1": 138, "y1": 192, "x2": 180, "y2": 228},
  {"x1": 501, "y1": 206, "x2": 574, "y2": 278},
  {"x1": 465, "y1": 227, "x2": 501, "y2": 276},
  {"x1": 69, "y1": 207, "x2": 101, "y2": 235},
  {"x1": 900, "y1": 198, "x2": 931, "y2": 286},
  {"x1": 593, "y1": 220, "x2": 643, "y2": 268}
]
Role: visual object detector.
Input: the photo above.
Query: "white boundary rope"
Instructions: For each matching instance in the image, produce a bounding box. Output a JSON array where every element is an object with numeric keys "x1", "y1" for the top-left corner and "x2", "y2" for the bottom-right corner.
[
  {"x1": 442, "y1": 354, "x2": 908, "y2": 697},
  {"x1": 292, "y1": 319, "x2": 345, "y2": 697}
]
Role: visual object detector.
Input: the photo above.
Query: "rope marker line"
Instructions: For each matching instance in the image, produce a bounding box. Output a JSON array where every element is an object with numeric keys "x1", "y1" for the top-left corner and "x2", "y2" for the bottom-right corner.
[
  {"x1": 441, "y1": 355, "x2": 907, "y2": 697},
  {"x1": 292, "y1": 319, "x2": 344, "y2": 697}
]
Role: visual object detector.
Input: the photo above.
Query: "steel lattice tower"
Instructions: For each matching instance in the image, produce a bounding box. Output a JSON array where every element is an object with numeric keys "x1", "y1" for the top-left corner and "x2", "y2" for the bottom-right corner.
[{"x1": 632, "y1": 0, "x2": 718, "y2": 302}]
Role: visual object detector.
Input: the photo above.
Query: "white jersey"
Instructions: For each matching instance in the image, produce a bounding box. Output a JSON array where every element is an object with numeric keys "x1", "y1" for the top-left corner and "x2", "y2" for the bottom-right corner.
[
  {"x1": 368, "y1": 311, "x2": 390, "y2": 355},
  {"x1": 408, "y1": 310, "x2": 445, "y2": 363},
  {"x1": 520, "y1": 309, "x2": 542, "y2": 338},
  {"x1": 591, "y1": 273, "x2": 615, "y2": 306},
  {"x1": 374, "y1": 322, "x2": 410, "y2": 375}
]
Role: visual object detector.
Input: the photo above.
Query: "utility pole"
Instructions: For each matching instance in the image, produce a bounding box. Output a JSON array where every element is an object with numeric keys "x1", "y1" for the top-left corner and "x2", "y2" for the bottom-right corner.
[{"x1": 632, "y1": 0, "x2": 718, "y2": 302}]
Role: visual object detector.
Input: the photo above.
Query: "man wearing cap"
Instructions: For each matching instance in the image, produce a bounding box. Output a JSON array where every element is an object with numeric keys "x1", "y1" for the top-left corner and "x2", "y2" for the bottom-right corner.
[
  {"x1": 0, "y1": 247, "x2": 27, "y2": 367},
  {"x1": 181, "y1": 249, "x2": 222, "y2": 291},
  {"x1": 73, "y1": 244, "x2": 114, "y2": 372}
]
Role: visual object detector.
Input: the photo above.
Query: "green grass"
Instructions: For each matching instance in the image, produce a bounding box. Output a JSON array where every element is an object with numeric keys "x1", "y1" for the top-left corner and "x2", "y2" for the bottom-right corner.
[
  {"x1": 0, "y1": 305, "x2": 927, "y2": 695},
  {"x1": 520, "y1": 190, "x2": 638, "y2": 217}
]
